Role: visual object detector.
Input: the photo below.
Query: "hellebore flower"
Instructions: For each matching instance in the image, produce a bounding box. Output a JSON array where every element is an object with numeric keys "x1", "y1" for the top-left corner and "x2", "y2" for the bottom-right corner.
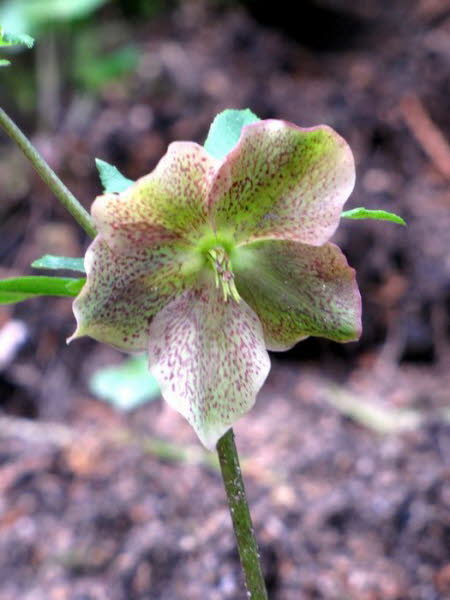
[{"x1": 69, "y1": 120, "x2": 361, "y2": 449}]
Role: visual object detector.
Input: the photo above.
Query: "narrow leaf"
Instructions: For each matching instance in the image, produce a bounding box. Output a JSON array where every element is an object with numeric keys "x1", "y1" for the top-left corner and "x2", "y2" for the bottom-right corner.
[
  {"x1": 341, "y1": 207, "x2": 406, "y2": 225},
  {"x1": 32, "y1": 254, "x2": 85, "y2": 273},
  {"x1": 65, "y1": 278, "x2": 86, "y2": 295},
  {"x1": 0, "y1": 276, "x2": 85, "y2": 304},
  {"x1": 89, "y1": 355, "x2": 160, "y2": 411},
  {"x1": 204, "y1": 108, "x2": 260, "y2": 160},
  {"x1": 95, "y1": 158, "x2": 134, "y2": 193},
  {"x1": 0, "y1": 290, "x2": 35, "y2": 304}
]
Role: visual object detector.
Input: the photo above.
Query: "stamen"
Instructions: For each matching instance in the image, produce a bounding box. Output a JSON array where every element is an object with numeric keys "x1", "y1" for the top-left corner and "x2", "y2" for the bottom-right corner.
[{"x1": 207, "y1": 247, "x2": 240, "y2": 303}]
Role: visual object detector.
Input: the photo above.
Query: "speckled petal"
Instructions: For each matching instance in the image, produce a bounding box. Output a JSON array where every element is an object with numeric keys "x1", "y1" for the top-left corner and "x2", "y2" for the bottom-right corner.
[
  {"x1": 68, "y1": 236, "x2": 193, "y2": 352},
  {"x1": 92, "y1": 142, "x2": 219, "y2": 252},
  {"x1": 209, "y1": 120, "x2": 355, "y2": 245},
  {"x1": 233, "y1": 240, "x2": 361, "y2": 350},
  {"x1": 147, "y1": 279, "x2": 271, "y2": 449}
]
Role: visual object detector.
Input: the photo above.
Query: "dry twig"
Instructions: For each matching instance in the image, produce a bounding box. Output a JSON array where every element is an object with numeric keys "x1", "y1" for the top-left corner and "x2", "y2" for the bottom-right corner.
[{"x1": 400, "y1": 94, "x2": 450, "y2": 179}]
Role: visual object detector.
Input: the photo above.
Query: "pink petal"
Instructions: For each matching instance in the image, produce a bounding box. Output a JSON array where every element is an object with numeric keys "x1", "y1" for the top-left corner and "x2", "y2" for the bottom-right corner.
[
  {"x1": 148, "y1": 279, "x2": 271, "y2": 449},
  {"x1": 92, "y1": 142, "x2": 219, "y2": 253},
  {"x1": 233, "y1": 240, "x2": 362, "y2": 350},
  {"x1": 208, "y1": 120, "x2": 355, "y2": 245},
  {"x1": 68, "y1": 236, "x2": 192, "y2": 352}
]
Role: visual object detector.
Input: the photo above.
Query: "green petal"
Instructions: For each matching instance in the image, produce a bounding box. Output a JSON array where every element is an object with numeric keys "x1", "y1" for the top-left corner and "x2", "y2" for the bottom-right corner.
[
  {"x1": 91, "y1": 142, "x2": 219, "y2": 252},
  {"x1": 147, "y1": 279, "x2": 271, "y2": 449},
  {"x1": 209, "y1": 120, "x2": 355, "y2": 245},
  {"x1": 233, "y1": 240, "x2": 361, "y2": 350},
  {"x1": 68, "y1": 236, "x2": 193, "y2": 352}
]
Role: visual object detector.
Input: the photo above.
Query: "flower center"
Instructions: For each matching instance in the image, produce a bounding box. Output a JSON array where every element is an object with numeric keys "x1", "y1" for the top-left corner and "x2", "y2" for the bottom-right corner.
[{"x1": 206, "y1": 246, "x2": 240, "y2": 303}]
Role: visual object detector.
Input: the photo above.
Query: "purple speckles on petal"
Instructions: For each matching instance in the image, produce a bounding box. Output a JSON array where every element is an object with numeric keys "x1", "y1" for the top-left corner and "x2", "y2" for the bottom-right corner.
[
  {"x1": 68, "y1": 236, "x2": 191, "y2": 352},
  {"x1": 70, "y1": 117, "x2": 362, "y2": 447},
  {"x1": 233, "y1": 239, "x2": 362, "y2": 350},
  {"x1": 92, "y1": 142, "x2": 220, "y2": 253},
  {"x1": 208, "y1": 120, "x2": 355, "y2": 246},
  {"x1": 147, "y1": 278, "x2": 270, "y2": 449}
]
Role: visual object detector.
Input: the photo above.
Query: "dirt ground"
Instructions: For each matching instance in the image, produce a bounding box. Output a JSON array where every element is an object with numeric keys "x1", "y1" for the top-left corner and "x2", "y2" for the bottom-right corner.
[{"x1": 1, "y1": 1, "x2": 449, "y2": 598}]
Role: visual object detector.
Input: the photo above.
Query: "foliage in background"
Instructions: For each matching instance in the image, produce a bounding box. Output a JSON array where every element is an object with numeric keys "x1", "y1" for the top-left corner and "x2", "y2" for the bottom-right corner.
[
  {"x1": 0, "y1": 0, "x2": 108, "y2": 34},
  {"x1": 89, "y1": 355, "x2": 160, "y2": 411},
  {"x1": 72, "y1": 26, "x2": 138, "y2": 92},
  {"x1": 0, "y1": 26, "x2": 33, "y2": 66},
  {"x1": 0, "y1": 0, "x2": 138, "y2": 116}
]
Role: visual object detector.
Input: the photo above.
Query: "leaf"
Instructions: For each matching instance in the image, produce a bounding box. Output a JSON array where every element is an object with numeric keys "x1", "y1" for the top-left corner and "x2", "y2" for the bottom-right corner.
[
  {"x1": 204, "y1": 108, "x2": 261, "y2": 160},
  {"x1": 0, "y1": 290, "x2": 34, "y2": 304},
  {"x1": 0, "y1": 26, "x2": 34, "y2": 67},
  {"x1": 89, "y1": 355, "x2": 160, "y2": 411},
  {"x1": 0, "y1": 28, "x2": 34, "y2": 48},
  {"x1": 64, "y1": 278, "x2": 86, "y2": 295},
  {"x1": 32, "y1": 255, "x2": 86, "y2": 273},
  {"x1": 0, "y1": 276, "x2": 85, "y2": 304},
  {"x1": 95, "y1": 158, "x2": 135, "y2": 193},
  {"x1": 341, "y1": 207, "x2": 406, "y2": 225},
  {"x1": 0, "y1": 0, "x2": 108, "y2": 35}
]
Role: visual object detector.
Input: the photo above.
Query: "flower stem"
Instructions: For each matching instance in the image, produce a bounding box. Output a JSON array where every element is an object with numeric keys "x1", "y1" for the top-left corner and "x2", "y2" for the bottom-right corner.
[
  {"x1": 216, "y1": 428, "x2": 268, "y2": 599},
  {"x1": 0, "y1": 107, "x2": 96, "y2": 238}
]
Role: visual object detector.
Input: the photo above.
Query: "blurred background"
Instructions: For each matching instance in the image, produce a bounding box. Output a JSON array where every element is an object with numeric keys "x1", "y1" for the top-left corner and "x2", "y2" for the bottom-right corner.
[{"x1": 1, "y1": 1, "x2": 450, "y2": 598}]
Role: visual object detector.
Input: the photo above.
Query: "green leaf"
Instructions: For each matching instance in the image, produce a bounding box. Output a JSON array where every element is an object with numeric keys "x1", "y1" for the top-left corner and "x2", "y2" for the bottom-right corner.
[
  {"x1": 0, "y1": 26, "x2": 34, "y2": 67},
  {"x1": 0, "y1": 276, "x2": 85, "y2": 304},
  {"x1": 95, "y1": 158, "x2": 135, "y2": 193},
  {"x1": 0, "y1": 27, "x2": 34, "y2": 48},
  {"x1": 204, "y1": 108, "x2": 261, "y2": 160},
  {"x1": 0, "y1": 290, "x2": 35, "y2": 304},
  {"x1": 341, "y1": 207, "x2": 406, "y2": 225},
  {"x1": 89, "y1": 355, "x2": 160, "y2": 411},
  {"x1": 0, "y1": 0, "x2": 108, "y2": 35},
  {"x1": 31, "y1": 254, "x2": 86, "y2": 273},
  {"x1": 63, "y1": 278, "x2": 86, "y2": 295}
]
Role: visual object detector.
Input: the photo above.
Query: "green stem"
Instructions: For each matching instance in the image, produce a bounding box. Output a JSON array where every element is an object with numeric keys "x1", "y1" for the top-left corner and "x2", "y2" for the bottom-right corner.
[
  {"x1": 0, "y1": 107, "x2": 96, "y2": 238},
  {"x1": 216, "y1": 428, "x2": 268, "y2": 599}
]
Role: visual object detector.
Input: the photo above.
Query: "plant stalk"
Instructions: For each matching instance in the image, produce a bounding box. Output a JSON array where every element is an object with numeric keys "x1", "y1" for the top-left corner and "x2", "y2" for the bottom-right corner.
[
  {"x1": 216, "y1": 428, "x2": 268, "y2": 599},
  {"x1": 0, "y1": 107, "x2": 96, "y2": 238}
]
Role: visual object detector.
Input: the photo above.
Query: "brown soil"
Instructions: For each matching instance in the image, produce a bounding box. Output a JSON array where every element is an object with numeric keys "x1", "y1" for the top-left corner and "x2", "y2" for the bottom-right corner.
[{"x1": 1, "y1": 1, "x2": 449, "y2": 598}]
